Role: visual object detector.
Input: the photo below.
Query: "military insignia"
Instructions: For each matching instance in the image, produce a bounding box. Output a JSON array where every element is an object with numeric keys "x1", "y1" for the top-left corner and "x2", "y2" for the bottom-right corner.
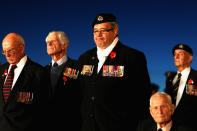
[
  {"x1": 186, "y1": 79, "x2": 197, "y2": 96},
  {"x1": 81, "y1": 65, "x2": 94, "y2": 76},
  {"x1": 97, "y1": 16, "x2": 103, "y2": 21},
  {"x1": 17, "y1": 92, "x2": 34, "y2": 104},
  {"x1": 179, "y1": 44, "x2": 183, "y2": 49},
  {"x1": 103, "y1": 65, "x2": 124, "y2": 77},
  {"x1": 63, "y1": 67, "x2": 79, "y2": 79}
]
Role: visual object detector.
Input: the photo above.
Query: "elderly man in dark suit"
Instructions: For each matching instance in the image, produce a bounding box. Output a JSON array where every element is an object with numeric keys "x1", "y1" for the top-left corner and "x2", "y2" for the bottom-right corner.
[
  {"x1": 44, "y1": 31, "x2": 81, "y2": 130},
  {"x1": 0, "y1": 33, "x2": 46, "y2": 131},
  {"x1": 165, "y1": 43, "x2": 197, "y2": 130},
  {"x1": 78, "y1": 13, "x2": 151, "y2": 131},
  {"x1": 137, "y1": 92, "x2": 195, "y2": 131}
]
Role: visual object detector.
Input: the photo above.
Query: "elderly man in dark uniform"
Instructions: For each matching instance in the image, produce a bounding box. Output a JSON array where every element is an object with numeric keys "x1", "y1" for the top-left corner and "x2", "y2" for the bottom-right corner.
[
  {"x1": 165, "y1": 43, "x2": 197, "y2": 130},
  {"x1": 78, "y1": 13, "x2": 151, "y2": 131},
  {"x1": 0, "y1": 33, "x2": 46, "y2": 131},
  {"x1": 44, "y1": 31, "x2": 81, "y2": 130}
]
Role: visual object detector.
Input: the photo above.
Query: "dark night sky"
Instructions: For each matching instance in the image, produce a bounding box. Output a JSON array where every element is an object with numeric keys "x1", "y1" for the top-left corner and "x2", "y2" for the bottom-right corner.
[{"x1": 1, "y1": 0, "x2": 197, "y2": 91}]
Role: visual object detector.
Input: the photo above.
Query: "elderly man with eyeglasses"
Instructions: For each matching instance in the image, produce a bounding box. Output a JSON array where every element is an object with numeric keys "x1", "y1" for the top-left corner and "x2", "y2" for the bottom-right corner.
[
  {"x1": 0, "y1": 33, "x2": 47, "y2": 131},
  {"x1": 78, "y1": 13, "x2": 152, "y2": 131}
]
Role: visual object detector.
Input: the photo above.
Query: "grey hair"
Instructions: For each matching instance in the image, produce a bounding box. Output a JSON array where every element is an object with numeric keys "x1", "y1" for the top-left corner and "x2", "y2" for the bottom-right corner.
[
  {"x1": 150, "y1": 92, "x2": 172, "y2": 106},
  {"x1": 110, "y1": 22, "x2": 119, "y2": 33},
  {"x1": 46, "y1": 31, "x2": 69, "y2": 45}
]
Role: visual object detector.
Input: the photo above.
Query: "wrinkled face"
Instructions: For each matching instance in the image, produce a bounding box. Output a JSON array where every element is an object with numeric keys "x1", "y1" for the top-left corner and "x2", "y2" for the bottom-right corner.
[
  {"x1": 150, "y1": 96, "x2": 174, "y2": 124},
  {"x1": 2, "y1": 36, "x2": 25, "y2": 64},
  {"x1": 174, "y1": 49, "x2": 192, "y2": 68},
  {"x1": 93, "y1": 22, "x2": 118, "y2": 49},
  {"x1": 46, "y1": 33, "x2": 65, "y2": 55}
]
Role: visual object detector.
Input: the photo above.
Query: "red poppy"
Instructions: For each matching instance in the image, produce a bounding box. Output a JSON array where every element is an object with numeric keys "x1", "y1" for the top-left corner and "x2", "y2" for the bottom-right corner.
[
  {"x1": 3, "y1": 69, "x2": 7, "y2": 76},
  {"x1": 110, "y1": 52, "x2": 116, "y2": 59},
  {"x1": 188, "y1": 79, "x2": 194, "y2": 84},
  {"x1": 63, "y1": 76, "x2": 67, "y2": 83}
]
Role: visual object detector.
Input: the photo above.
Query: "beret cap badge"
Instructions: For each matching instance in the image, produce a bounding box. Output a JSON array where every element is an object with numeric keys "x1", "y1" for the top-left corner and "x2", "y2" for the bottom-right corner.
[
  {"x1": 179, "y1": 44, "x2": 183, "y2": 49},
  {"x1": 97, "y1": 16, "x2": 103, "y2": 21},
  {"x1": 172, "y1": 43, "x2": 193, "y2": 56}
]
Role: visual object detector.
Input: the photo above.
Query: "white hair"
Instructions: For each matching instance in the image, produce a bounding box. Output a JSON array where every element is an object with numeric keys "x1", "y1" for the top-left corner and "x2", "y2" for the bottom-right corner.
[
  {"x1": 150, "y1": 92, "x2": 172, "y2": 106},
  {"x1": 46, "y1": 31, "x2": 69, "y2": 45}
]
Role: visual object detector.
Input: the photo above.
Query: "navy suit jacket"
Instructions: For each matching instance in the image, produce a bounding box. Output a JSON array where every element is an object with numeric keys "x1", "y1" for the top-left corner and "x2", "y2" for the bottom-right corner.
[
  {"x1": 165, "y1": 68, "x2": 197, "y2": 130},
  {"x1": 44, "y1": 58, "x2": 82, "y2": 130},
  {"x1": 0, "y1": 58, "x2": 46, "y2": 131}
]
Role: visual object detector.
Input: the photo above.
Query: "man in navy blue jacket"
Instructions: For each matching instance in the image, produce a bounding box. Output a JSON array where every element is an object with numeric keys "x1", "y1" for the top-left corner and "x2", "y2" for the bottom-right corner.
[{"x1": 78, "y1": 13, "x2": 151, "y2": 131}]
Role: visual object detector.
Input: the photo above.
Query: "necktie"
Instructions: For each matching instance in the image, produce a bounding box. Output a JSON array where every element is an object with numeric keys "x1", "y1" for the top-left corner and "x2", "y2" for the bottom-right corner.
[
  {"x1": 172, "y1": 73, "x2": 182, "y2": 104},
  {"x1": 53, "y1": 62, "x2": 58, "y2": 67},
  {"x1": 158, "y1": 128, "x2": 162, "y2": 131},
  {"x1": 3, "y1": 65, "x2": 17, "y2": 103}
]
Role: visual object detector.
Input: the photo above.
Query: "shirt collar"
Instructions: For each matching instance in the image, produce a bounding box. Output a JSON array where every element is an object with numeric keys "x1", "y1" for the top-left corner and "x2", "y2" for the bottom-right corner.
[
  {"x1": 177, "y1": 66, "x2": 191, "y2": 77},
  {"x1": 52, "y1": 55, "x2": 68, "y2": 66},
  {"x1": 157, "y1": 120, "x2": 172, "y2": 131},
  {"x1": 97, "y1": 37, "x2": 119, "y2": 57},
  {"x1": 10, "y1": 55, "x2": 27, "y2": 68}
]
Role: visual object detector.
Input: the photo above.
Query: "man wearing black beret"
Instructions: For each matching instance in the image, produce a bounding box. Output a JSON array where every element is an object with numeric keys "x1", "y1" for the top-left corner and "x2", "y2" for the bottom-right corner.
[
  {"x1": 165, "y1": 43, "x2": 197, "y2": 130},
  {"x1": 78, "y1": 13, "x2": 151, "y2": 131}
]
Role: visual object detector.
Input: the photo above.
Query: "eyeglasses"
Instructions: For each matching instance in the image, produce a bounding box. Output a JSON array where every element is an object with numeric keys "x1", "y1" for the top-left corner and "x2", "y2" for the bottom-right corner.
[
  {"x1": 93, "y1": 28, "x2": 113, "y2": 35},
  {"x1": 1, "y1": 48, "x2": 16, "y2": 55}
]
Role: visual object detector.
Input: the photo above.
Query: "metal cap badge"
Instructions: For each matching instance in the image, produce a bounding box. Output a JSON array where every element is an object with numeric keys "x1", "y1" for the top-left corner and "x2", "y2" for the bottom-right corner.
[
  {"x1": 172, "y1": 43, "x2": 193, "y2": 56},
  {"x1": 91, "y1": 13, "x2": 116, "y2": 28}
]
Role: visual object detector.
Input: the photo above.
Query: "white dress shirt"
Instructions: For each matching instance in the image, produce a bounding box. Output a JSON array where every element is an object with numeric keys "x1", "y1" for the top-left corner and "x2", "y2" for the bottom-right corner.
[
  {"x1": 173, "y1": 67, "x2": 190, "y2": 107},
  {"x1": 5, "y1": 55, "x2": 28, "y2": 90},
  {"x1": 52, "y1": 55, "x2": 68, "y2": 66},
  {"x1": 97, "y1": 37, "x2": 119, "y2": 73},
  {"x1": 157, "y1": 120, "x2": 172, "y2": 131}
]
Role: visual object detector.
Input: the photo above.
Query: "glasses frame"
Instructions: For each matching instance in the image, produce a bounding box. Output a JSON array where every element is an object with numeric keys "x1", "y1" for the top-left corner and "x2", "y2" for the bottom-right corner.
[
  {"x1": 1, "y1": 48, "x2": 17, "y2": 55},
  {"x1": 93, "y1": 28, "x2": 114, "y2": 35}
]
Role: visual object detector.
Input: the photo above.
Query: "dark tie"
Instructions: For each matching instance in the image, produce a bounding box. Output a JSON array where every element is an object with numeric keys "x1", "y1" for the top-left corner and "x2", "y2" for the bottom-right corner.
[
  {"x1": 158, "y1": 128, "x2": 162, "y2": 131},
  {"x1": 53, "y1": 62, "x2": 58, "y2": 67},
  {"x1": 50, "y1": 62, "x2": 59, "y2": 92},
  {"x1": 172, "y1": 73, "x2": 182, "y2": 104},
  {"x1": 3, "y1": 65, "x2": 17, "y2": 103}
]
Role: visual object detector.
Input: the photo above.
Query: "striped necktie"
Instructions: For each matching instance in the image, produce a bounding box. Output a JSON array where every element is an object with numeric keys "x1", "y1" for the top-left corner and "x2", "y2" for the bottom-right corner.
[
  {"x1": 172, "y1": 73, "x2": 182, "y2": 104},
  {"x1": 3, "y1": 65, "x2": 17, "y2": 103}
]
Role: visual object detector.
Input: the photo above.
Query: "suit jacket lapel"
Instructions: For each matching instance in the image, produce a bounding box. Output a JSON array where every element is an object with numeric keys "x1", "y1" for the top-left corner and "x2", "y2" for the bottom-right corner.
[
  {"x1": 7, "y1": 59, "x2": 32, "y2": 103},
  {"x1": 0, "y1": 63, "x2": 9, "y2": 105},
  {"x1": 104, "y1": 41, "x2": 121, "y2": 65},
  {"x1": 90, "y1": 48, "x2": 99, "y2": 75},
  {"x1": 175, "y1": 68, "x2": 196, "y2": 109}
]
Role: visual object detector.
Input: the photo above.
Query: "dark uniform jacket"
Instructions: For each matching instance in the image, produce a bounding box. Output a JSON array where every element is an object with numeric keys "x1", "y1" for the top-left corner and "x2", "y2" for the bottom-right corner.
[
  {"x1": 44, "y1": 58, "x2": 81, "y2": 130},
  {"x1": 137, "y1": 118, "x2": 196, "y2": 131},
  {"x1": 165, "y1": 68, "x2": 197, "y2": 130},
  {"x1": 78, "y1": 41, "x2": 151, "y2": 131},
  {"x1": 0, "y1": 58, "x2": 46, "y2": 131}
]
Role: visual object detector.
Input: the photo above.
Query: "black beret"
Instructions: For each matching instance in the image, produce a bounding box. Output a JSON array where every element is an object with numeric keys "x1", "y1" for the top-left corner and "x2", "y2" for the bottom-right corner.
[
  {"x1": 172, "y1": 43, "x2": 193, "y2": 56},
  {"x1": 91, "y1": 13, "x2": 116, "y2": 28}
]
